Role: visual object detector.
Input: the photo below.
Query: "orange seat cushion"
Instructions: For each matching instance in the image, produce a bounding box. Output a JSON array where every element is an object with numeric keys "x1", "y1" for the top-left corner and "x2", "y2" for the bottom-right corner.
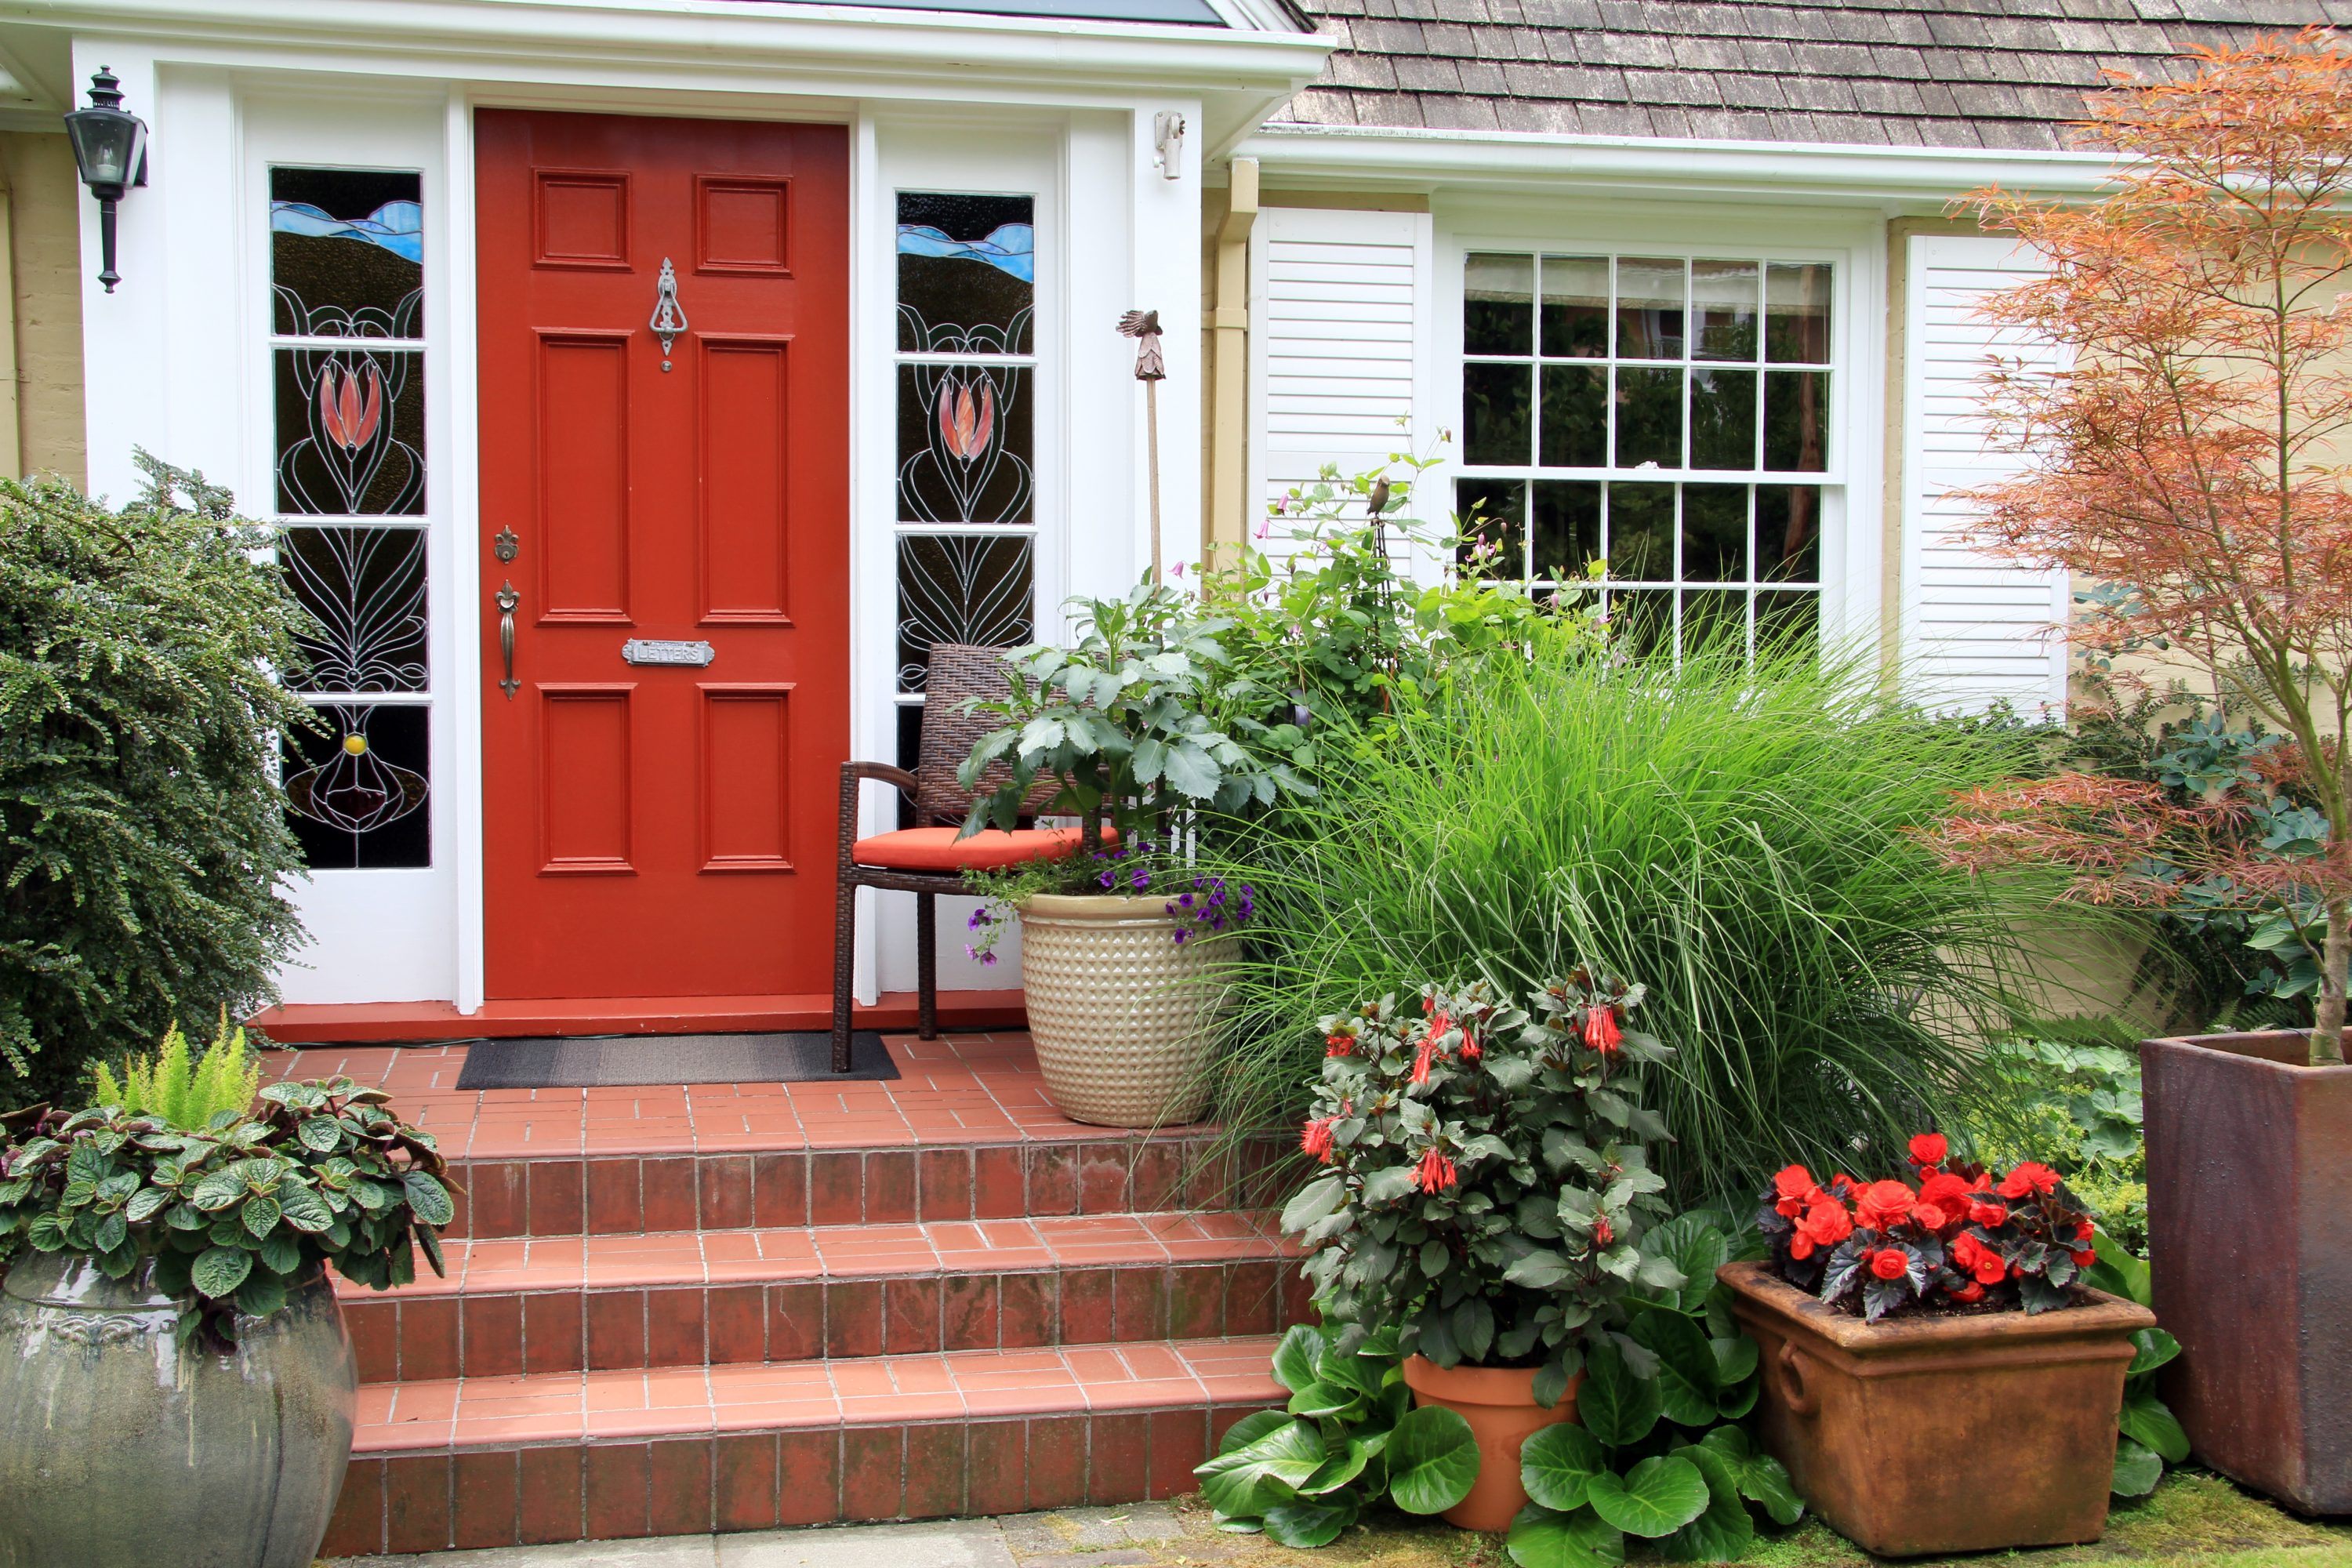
[{"x1": 851, "y1": 825, "x2": 1107, "y2": 872}]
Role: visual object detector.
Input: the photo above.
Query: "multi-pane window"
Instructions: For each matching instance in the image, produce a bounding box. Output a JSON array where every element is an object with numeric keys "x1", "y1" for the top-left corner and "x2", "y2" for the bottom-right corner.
[
  {"x1": 1457, "y1": 252, "x2": 1831, "y2": 658},
  {"x1": 269, "y1": 167, "x2": 431, "y2": 868},
  {"x1": 893, "y1": 191, "x2": 1038, "y2": 777}
]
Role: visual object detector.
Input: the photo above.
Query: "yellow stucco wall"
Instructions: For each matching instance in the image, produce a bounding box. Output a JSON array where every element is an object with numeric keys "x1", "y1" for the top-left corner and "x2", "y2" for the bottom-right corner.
[{"x1": 2, "y1": 131, "x2": 85, "y2": 488}]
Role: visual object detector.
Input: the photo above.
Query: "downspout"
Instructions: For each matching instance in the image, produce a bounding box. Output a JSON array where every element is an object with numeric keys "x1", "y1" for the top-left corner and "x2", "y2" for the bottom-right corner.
[{"x1": 1207, "y1": 155, "x2": 1257, "y2": 557}]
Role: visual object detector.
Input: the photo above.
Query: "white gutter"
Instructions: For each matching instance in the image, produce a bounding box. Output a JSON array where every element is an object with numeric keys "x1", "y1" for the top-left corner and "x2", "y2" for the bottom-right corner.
[
  {"x1": 1234, "y1": 121, "x2": 2118, "y2": 205},
  {"x1": 0, "y1": 0, "x2": 1334, "y2": 96}
]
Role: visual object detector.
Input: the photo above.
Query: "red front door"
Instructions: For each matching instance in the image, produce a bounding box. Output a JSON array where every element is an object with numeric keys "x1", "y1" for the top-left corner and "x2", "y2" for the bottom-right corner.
[{"x1": 476, "y1": 111, "x2": 849, "y2": 1001}]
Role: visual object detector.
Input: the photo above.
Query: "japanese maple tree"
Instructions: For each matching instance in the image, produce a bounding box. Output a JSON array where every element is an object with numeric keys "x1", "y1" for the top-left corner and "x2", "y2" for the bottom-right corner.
[{"x1": 1933, "y1": 31, "x2": 2352, "y2": 1065}]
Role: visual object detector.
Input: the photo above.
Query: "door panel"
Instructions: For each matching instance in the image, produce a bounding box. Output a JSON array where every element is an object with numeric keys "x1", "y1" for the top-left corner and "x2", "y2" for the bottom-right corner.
[{"x1": 477, "y1": 111, "x2": 849, "y2": 1000}]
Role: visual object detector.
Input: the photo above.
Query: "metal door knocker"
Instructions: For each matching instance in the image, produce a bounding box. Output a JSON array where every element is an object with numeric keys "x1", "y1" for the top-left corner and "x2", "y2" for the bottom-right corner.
[{"x1": 649, "y1": 256, "x2": 688, "y2": 372}]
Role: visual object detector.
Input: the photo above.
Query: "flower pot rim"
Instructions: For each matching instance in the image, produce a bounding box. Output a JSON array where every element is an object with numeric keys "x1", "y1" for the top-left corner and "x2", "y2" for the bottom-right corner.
[
  {"x1": 1399, "y1": 1353, "x2": 1556, "y2": 1405},
  {"x1": 1717, "y1": 1260, "x2": 2153, "y2": 1359},
  {"x1": 2141, "y1": 1029, "x2": 2352, "y2": 1075}
]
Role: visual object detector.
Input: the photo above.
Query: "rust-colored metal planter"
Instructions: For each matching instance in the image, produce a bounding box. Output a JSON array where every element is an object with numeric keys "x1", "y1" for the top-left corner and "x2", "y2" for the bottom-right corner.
[
  {"x1": 2141, "y1": 1029, "x2": 2352, "y2": 1515},
  {"x1": 1719, "y1": 1261, "x2": 2152, "y2": 1558}
]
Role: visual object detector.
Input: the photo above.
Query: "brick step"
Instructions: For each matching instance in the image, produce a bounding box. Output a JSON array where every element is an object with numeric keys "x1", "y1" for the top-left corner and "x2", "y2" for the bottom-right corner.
[
  {"x1": 343, "y1": 1214, "x2": 1308, "y2": 1382},
  {"x1": 442, "y1": 1131, "x2": 1285, "y2": 1240},
  {"x1": 324, "y1": 1336, "x2": 1286, "y2": 1555}
]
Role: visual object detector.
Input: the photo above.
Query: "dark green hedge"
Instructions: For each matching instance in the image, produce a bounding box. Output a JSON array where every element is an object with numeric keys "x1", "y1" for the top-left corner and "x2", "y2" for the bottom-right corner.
[{"x1": 0, "y1": 455, "x2": 312, "y2": 1110}]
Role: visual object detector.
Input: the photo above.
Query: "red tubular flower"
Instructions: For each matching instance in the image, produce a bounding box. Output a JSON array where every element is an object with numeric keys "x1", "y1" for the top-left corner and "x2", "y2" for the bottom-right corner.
[
  {"x1": 1323, "y1": 1033, "x2": 1356, "y2": 1058},
  {"x1": 1594, "y1": 1216, "x2": 1615, "y2": 1247},
  {"x1": 1853, "y1": 1180, "x2": 1916, "y2": 1232},
  {"x1": 1459, "y1": 1028, "x2": 1481, "y2": 1061},
  {"x1": 1582, "y1": 1005, "x2": 1622, "y2": 1054},
  {"x1": 1868, "y1": 1247, "x2": 1910, "y2": 1282},
  {"x1": 1410, "y1": 1036, "x2": 1437, "y2": 1084},
  {"x1": 1907, "y1": 1132, "x2": 1949, "y2": 1167},
  {"x1": 1997, "y1": 1161, "x2": 2061, "y2": 1200},
  {"x1": 1414, "y1": 1146, "x2": 1457, "y2": 1193},
  {"x1": 1299, "y1": 1117, "x2": 1335, "y2": 1163}
]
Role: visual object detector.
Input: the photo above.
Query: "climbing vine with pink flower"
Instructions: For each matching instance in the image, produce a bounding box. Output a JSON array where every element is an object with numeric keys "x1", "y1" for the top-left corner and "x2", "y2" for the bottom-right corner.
[{"x1": 1280, "y1": 971, "x2": 1686, "y2": 1407}]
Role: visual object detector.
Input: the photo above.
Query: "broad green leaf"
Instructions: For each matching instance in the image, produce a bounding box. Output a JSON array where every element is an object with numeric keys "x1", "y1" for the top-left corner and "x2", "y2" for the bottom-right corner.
[
  {"x1": 125, "y1": 1186, "x2": 172, "y2": 1223},
  {"x1": 2086, "y1": 1232, "x2": 2151, "y2": 1306},
  {"x1": 1287, "y1": 1381, "x2": 1361, "y2": 1420},
  {"x1": 91, "y1": 1211, "x2": 128, "y2": 1254},
  {"x1": 190, "y1": 1245, "x2": 253, "y2": 1301},
  {"x1": 2111, "y1": 1436, "x2": 2164, "y2": 1498},
  {"x1": 297, "y1": 1115, "x2": 343, "y2": 1155},
  {"x1": 277, "y1": 1185, "x2": 334, "y2": 1234},
  {"x1": 1577, "y1": 1341, "x2": 1661, "y2": 1448},
  {"x1": 1385, "y1": 1404, "x2": 1481, "y2": 1515},
  {"x1": 1658, "y1": 1439, "x2": 1756, "y2": 1563},
  {"x1": 1196, "y1": 1420, "x2": 1324, "y2": 1519},
  {"x1": 2128, "y1": 1327, "x2": 2181, "y2": 1377},
  {"x1": 401, "y1": 1172, "x2": 456, "y2": 1229},
  {"x1": 1710, "y1": 1336, "x2": 1758, "y2": 1388},
  {"x1": 1641, "y1": 1214, "x2": 1730, "y2": 1310},
  {"x1": 257, "y1": 1231, "x2": 302, "y2": 1276},
  {"x1": 1697, "y1": 1426, "x2": 1802, "y2": 1525},
  {"x1": 190, "y1": 1167, "x2": 246, "y2": 1213},
  {"x1": 234, "y1": 1269, "x2": 289, "y2": 1319},
  {"x1": 1272, "y1": 1324, "x2": 1323, "y2": 1392},
  {"x1": 1587, "y1": 1455, "x2": 1710, "y2": 1538},
  {"x1": 1263, "y1": 1493, "x2": 1358, "y2": 1548},
  {"x1": 1628, "y1": 1308, "x2": 1718, "y2": 1428},
  {"x1": 241, "y1": 1193, "x2": 281, "y2": 1239},
  {"x1": 1280, "y1": 1176, "x2": 1345, "y2": 1235},
  {"x1": 2119, "y1": 1389, "x2": 2190, "y2": 1465},
  {"x1": 1508, "y1": 1504, "x2": 1628, "y2": 1568},
  {"x1": 1300, "y1": 1436, "x2": 1371, "y2": 1496},
  {"x1": 1505, "y1": 1251, "x2": 1575, "y2": 1289},
  {"x1": 1521, "y1": 1422, "x2": 1610, "y2": 1513}
]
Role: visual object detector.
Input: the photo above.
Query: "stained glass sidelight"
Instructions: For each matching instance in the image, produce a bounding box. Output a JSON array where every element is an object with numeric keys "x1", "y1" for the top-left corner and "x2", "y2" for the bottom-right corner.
[
  {"x1": 897, "y1": 193, "x2": 1033, "y2": 354},
  {"x1": 280, "y1": 524, "x2": 428, "y2": 693},
  {"x1": 894, "y1": 189, "x2": 1040, "y2": 702},
  {"x1": 270, "y1": 168, "x2": 423, "y2": 339},
  {"x1": 896, "y1": 534, "x2": 1036, "y2": 692},
  {"x1": 282, "y1": 703, "x2": 430, "y2": 869},
  {"x1": 271, "y1": 165, "x2": 433, "y2": 870}
]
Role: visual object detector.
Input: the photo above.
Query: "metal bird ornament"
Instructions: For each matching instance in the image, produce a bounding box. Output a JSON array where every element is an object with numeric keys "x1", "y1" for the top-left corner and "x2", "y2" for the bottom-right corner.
[{"x1": 1116, "y1": 309, "x2": 1166, "y2": 382}]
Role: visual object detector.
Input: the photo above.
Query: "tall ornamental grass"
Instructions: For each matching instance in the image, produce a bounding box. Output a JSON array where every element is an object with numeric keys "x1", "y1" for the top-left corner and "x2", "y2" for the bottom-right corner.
[{"x1": 1203, "y1": 633, "x2": 2086, "y2": 1204}]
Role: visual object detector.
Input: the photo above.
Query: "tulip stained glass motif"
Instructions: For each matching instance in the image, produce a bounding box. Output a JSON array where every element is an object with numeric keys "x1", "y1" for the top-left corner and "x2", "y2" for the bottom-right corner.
[
  {"x1": 898, "y1": 363, "x2": 1030, "y2": 526},
  {"x1": 270, "y1": 167, "x2": 423, "y2": 339},
  {"x1": 275, "y1": 347, "x2": 424, "y2": 515},
  {"x1": 281, "y1": 703, "x2": 430, "y2": 869},
  {"x1": 896, "y1": 534, "x2": 1034, "y2": 692}
]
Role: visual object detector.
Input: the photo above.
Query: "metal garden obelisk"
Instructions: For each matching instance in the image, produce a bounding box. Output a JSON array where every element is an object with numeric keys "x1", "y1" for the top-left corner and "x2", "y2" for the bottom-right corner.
[{"x1": 1117, "y1": 309, "x2": 1167, "y2": 583}]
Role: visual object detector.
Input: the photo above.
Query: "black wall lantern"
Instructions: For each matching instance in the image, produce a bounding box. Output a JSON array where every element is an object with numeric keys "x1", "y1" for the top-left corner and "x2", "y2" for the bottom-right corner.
[{"x1": 62, "y1": 67, "x2": 147, "y2": 293}]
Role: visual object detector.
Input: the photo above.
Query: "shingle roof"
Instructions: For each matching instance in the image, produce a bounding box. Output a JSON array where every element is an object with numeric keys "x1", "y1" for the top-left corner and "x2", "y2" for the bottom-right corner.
[{"x1": 1272, "y1": 1, "x2": 2352, "y2": 148}]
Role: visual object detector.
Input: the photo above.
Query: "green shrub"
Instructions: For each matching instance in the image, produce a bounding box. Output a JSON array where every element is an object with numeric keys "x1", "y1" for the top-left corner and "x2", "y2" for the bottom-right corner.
[
  {"x1": 1203, "y1": 633, "x2": 2085, "y2": 1205},
  {"x1": 0, "y1": 457, "x2": 312, "y2": 1111},
  {"x1": 1963, "y1": 1033, "x2": 2149, "y2": 1250}
]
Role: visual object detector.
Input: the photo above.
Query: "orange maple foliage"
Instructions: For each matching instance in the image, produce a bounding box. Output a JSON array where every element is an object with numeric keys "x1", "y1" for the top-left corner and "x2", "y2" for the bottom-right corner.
[{"x1": 1935, "y1": 30, "x2": 2352, "y2": 1063}]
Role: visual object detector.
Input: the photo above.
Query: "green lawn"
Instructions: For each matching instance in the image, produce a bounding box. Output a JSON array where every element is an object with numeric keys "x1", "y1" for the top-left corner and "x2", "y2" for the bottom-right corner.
[{"x1": 1160, "y1": 1472, "x2": 2352, "y2": 1568}]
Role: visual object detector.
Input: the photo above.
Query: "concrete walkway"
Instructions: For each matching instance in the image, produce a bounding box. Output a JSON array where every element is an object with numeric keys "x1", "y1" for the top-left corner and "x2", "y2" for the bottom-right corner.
[{"x1": 337, "y1": 1504, "x2": 1202, "y2": 1568}]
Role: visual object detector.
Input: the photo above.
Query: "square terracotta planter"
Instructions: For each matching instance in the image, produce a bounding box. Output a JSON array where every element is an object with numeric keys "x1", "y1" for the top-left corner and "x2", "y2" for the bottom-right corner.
[
  {"x1": 2140, "y1": 1029, "x2": 2352, "y2": 1515},
  {"x1": 1719, "y1": 1261, "x2": 2152, "y2": 1558}
]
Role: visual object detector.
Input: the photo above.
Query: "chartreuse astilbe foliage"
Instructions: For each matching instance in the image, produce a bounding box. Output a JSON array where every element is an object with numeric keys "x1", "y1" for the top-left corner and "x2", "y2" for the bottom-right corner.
[
  {"x1": 1192, "y1": 1322, "x2": 1482, "y2": 1545},
  {"x1": 0, "y1": 455, "x2": 313, "y2": 1111},
  {"x1": 0, "y1": 1078, "x2": 452, "y2": 1345},
  {"x1": 1207, "y1": 633, "x2": 2068, "y2": 1203},
  {"x1": 1509, "y1": 1210, "x2": 1802, "y2": 1568},
  {"x1": 1284, "y1": 978, "x2": 1682, "y2": 1408},
  {"x1": 89, "y1": 1015, "x2": 262, "y2": 1132}
]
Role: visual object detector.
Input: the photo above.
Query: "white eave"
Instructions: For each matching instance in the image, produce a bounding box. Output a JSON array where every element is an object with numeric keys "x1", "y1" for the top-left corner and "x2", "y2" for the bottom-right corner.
[
  {"x1": 1234, "y1": 121, "x2": 2119, "y2": 207},
  {"x1": 0, "y1": 0, "x2": 1334, "y2": 148}
]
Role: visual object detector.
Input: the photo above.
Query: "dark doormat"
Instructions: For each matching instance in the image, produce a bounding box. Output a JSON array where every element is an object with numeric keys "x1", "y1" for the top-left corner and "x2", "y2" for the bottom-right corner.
[{"x1": 453, "y1": 1030, "x2": 900, "y2": 1089}]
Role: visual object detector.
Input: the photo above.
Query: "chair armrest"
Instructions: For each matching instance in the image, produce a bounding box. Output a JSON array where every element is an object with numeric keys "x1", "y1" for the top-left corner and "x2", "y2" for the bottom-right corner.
[{"x1": 841, "y1": 760, "x2": 919, "y2": 796}]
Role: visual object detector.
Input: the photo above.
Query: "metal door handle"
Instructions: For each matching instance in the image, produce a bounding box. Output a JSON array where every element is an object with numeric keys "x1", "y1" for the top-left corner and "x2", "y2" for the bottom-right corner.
[{"x1": 496, "y1": 580, "x2": 520, "y2": 699}]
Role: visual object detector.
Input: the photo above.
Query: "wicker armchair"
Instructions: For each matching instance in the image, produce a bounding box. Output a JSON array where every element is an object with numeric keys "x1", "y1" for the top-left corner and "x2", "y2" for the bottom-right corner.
[{"x1": 830, "y1": 644, "x2": 1100, "y2": 1072}]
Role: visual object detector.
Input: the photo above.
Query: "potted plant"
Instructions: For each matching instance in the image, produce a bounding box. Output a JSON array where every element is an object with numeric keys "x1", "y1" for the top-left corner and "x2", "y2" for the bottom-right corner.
[
  {"x1": 1278, "y1": 974, "x2": 1689, "y2": 1530},
  {"x1": 958, "y1": 578, "x2": 1307, "y2": 1127},
  {"x1": 0, "y1": 1023, "x2": 453, "y2": 1568},
  {"x1": 1922, "y1": 37, "x2": 2352, "y2": 1513},
  {"x1": 1721, "y1": 1136, "x2": 2158, "y2": 1556}
]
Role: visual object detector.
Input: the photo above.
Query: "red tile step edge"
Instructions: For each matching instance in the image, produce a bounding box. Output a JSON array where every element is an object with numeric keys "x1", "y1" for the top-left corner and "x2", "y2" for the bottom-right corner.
[
  {"x1": 439, "y1": 1134, "x2": 1290, "y2": 1240},
  {"x1": 323, "y1": 1337, "x2": 1286, "y2": 1555},
  {"x1": 342, "y1": 1215, "x2": 1310, "y2": 1382}
]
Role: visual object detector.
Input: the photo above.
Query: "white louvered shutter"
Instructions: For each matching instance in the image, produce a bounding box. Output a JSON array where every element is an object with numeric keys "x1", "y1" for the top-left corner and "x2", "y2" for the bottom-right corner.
[
  {"x1": 1903, "y1": 234, "x2": 2069, "y2": 717},
  {"x1": 1249, "y1": 206, "x2": 1432, "y2": 558}
]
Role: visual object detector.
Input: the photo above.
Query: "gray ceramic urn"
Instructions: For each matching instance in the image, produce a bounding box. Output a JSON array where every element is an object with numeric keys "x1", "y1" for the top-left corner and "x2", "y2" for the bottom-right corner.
[{"x1": 0, "y1": 1251, "x2": 358, "y2": 1568}]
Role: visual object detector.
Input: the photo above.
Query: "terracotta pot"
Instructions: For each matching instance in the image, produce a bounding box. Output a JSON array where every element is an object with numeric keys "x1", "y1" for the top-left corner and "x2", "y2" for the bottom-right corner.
[
  {"x1": 2141, "y1": 1028, "x2": 2352, "y2": 1515},
  {"x1": 0, "y1": 1252, "x2": 358, "y2": 1567},
  {"x1": 1399, "y1": 1354, "x2": 1581, "y2": 1532},
  {"x1": 1719, "y1": 1260, "x2": 2151, "y2": 1558},
  {"x1": 1018, "y1": 892, "x2": 1237, "y2": 1127}
]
